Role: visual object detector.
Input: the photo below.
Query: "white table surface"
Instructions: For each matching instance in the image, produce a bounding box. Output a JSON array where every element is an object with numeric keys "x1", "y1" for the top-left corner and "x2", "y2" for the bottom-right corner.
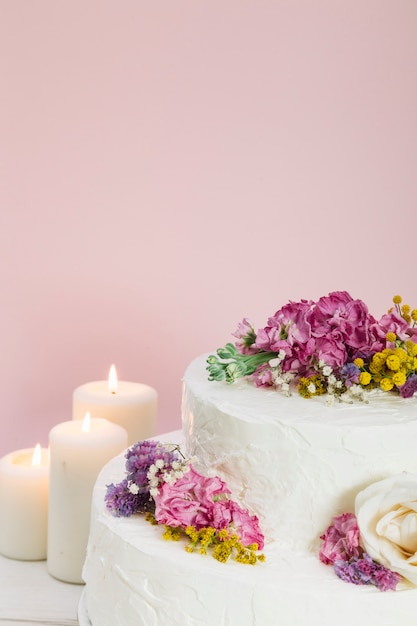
[{"x1": 0, "y1": 553, "x2": 83, "y2": 626}]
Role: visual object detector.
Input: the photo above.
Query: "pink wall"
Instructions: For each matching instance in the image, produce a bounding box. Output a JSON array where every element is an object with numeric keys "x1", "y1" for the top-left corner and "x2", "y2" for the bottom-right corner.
[{"x1": 1, "y1": 1, "x2": 416, "y2": 456}]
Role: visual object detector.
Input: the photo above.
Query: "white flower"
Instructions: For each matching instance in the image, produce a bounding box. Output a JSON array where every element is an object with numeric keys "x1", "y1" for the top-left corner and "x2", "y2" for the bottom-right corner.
[
  {"x1": 269, "y1": 358, "x2": 281, "y2": 368},
  {"x1": 322, "y1": 365, "x2": 332, "y2": 377},
  {"x1": 155, "y1": 459, "x2": 164, "y2": 469},
  {"x1": 307, "y1": 382, "x2": 316, "y2": 394},
  {"x1": 327, "y1": 374, "x2": 336, "y2": 385},
  {"x1": 355, "y1": 473, "x2": 417, "y2": 585},
  {"x1": 281, "y1": 382, "x2": 290, "y2": 395},
  {"x1": 150, "y1": 487, "x2": 159, "y2": 498},
  {"x1": 129, "y1": 482, "x2": 139, "y2": 495}
]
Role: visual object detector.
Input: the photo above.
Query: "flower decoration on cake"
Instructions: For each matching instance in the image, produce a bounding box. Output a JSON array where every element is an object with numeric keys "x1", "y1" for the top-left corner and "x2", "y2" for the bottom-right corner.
[
  {"x1": 207, "y1": 292, "x2": 417, "y2": 401},
  {"x1": 320, "y1": 473, "x2": 417, "y2": 591},
  {"x1": 105, "y1": 440, "x2": 265, "y2": 565}
]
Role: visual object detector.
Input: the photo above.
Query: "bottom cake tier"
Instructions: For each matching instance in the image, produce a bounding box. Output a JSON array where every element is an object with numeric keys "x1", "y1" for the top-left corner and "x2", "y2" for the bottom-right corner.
[{"x1": 82, "y1": 431, "x2": 417, "y2": 626}]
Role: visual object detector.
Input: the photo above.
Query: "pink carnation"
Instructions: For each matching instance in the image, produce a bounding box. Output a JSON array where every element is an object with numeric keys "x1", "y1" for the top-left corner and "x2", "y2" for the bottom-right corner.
[
  {"x1": 154, "y1": 466, "x2": 231, "y2": 529},
  {"x1": 311, "y1": 291, "x2": 377, "y2": 358},
  {"x1": 154, "y1": 465, "x2": 264, "y2": 549}
]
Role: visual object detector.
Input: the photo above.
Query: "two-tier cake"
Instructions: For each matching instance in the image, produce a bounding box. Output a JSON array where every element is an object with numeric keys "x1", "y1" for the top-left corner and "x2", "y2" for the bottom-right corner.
[{"x1": 81, "y1": 292, "x2": 417, "y2": 625}]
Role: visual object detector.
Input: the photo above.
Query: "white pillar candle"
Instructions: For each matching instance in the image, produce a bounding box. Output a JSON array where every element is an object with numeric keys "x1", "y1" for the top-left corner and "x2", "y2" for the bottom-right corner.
[
  {"x1": 47, "y1": 415, "x2": 127, "y2": 584},
  {"x1": 72, "y1": 365, "x2": 157, "y2": 446},
  {"x1": 0, "y1": 444, "x2": 49, "y2": 560}
]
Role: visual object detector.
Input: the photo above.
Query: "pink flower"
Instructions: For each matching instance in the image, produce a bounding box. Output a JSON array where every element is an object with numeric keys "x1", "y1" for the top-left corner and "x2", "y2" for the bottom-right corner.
[
  {"x1": 154, "y1": 465, "x2": 264, "y2": 549},
  {"x1": 319, "y1": 513, "x2": 361, "y2": 565},
  {"x1": 253, "y1": 364, "x2": 275, "y2": 387},
  {"x1": 314, "y1": 334, "x2": 347, "y2": 368},
  {"x1": 311, "y1": 292, "x2": 377, "y2": 357},
  {"x1": 210, "y1": 499, "x2": 264, "y2": 549},
  {"x1": 227, "y1": 500, "x2": 264, "y2": 549},
  {"x1": 257, "y1": 300, "x2": 314, "y2": 353},
  {"x1": 371, "y1": 310, "x2": 412, "y2": 347},
  {"x1": 153, "y1": 466, "x2": 230, "y2": 530},
  {"x1": 232, "y1": 318, "x2": 257, "y2": 354}
]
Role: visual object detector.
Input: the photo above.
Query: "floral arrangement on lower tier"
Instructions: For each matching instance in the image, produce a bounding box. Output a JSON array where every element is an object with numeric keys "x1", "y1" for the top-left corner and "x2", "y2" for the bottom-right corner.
[
  {"x1": 207, "y1": 292, "x2": 417, "y2": 401},
  {"x1": 319, "y1": 473, "x2": 417, "y2": 591},
  {"x1": 105, "y1": 439, "x2": 265, "y2": 565}
]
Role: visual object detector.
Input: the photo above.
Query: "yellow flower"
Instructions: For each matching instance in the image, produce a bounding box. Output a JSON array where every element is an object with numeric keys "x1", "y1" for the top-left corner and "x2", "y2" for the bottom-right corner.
[
  {"x1": 372, "y1": 353, "x2": 385, "y2": 367},
  {"x1": 354, "y1": 357, "x2": 364, "y2": 368},
  {"x1": 402, "y1": 304, "x2": 411, "y2": 314},
  {"x1": 380, "y1": 377, "x2": 394, "y2": 391},
  {"x1": 405, "y1": 341, "x2": 417, "y2": 356},
  {"x1": 369, "y1": 360, "x2": 382, "y2": 374},
  {"x1": 386, "y1": 332, "x2": 396, "y2": 343},
  {"x1": 394, "y1": 347, "x2": 408, "y2": 362},
  {"x1": 393, "y1": 295, "x2": 402, "y2": 305},
  {"x1": 386, "y1": 355, "x2": 400, "y2": 371},
  {"x1": 392, "y1": 371, "x2": 406, "y2": 386},
  {"x1": 360, "y1": 371, "x2": 372, "y2": 386},
  {"x1": 411, "y1": 309, "x2": 417, "y2": 322}
]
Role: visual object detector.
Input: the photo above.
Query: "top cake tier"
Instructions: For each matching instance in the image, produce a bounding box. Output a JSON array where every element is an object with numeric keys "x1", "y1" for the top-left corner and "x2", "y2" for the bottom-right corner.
[{"x1": 182, "y1": 354, "x2": 417, "y2": 552}]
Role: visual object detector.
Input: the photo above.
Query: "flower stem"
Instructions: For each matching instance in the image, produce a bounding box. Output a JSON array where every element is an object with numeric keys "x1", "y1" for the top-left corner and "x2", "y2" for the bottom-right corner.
[{"x1": 206, "y1": 343, "x2": 277, "y2": 383}]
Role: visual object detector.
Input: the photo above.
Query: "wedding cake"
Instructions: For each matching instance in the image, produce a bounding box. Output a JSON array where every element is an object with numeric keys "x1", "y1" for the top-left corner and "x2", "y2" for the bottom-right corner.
[{"x1": 81, "y1": 292, "x2": 417, "y2": 625}]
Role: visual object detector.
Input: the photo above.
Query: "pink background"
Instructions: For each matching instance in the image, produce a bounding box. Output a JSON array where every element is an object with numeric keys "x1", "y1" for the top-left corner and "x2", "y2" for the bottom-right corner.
[{"x1": 1, "y1": 1, "x2": 416, "y2": 456}]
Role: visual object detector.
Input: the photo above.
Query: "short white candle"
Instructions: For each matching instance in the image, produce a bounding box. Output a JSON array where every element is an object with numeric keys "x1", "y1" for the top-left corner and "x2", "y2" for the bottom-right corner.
[
  {"x1": 72, "y1": 365, "x2": 157, "y2": 445},
  {"x1": 0, "y1": 444, "x2": 49, "y2": 560},
  {"x1": 47, "y1": 415, "x2": 127, "y2": 583}
]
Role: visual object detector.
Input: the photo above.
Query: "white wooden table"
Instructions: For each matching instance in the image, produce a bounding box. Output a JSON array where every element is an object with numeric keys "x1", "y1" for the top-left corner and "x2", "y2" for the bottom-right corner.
[{"x1": 0, "y1": 553, "x2": 83, "y2": 626}]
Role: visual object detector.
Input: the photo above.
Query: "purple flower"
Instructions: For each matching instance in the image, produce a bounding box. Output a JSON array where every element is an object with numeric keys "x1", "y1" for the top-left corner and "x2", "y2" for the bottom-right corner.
[
  {"x1": 334, "y1": 554, "x2": 401, "y2": 591},
  {"x1": 105, "y1": 479, "x2": 152, "y2": 517},
  {"x1": 340, "y1": 362, "x2": 360, "y2": 387},
  {"x1": 399, "y1": 374, "x2": 417, "y2": 398},
  {"x1": 125, "y1": 440, "x2": 180, "y2": 489}
]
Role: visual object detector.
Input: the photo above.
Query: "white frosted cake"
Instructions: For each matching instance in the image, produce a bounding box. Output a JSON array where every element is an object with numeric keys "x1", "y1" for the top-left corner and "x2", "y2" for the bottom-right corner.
[
  {"x1": 182, "y1": 356, "x2": 417, "y2": 553},
  {"x1": 82, "y1": 292, "x2": 417, "y2": 625}
]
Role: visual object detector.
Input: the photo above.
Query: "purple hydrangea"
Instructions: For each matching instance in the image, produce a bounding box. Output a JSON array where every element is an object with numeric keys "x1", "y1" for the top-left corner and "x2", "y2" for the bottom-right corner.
[{"x1": 334, "y1": 554, "x2": 401, "y2": 592}]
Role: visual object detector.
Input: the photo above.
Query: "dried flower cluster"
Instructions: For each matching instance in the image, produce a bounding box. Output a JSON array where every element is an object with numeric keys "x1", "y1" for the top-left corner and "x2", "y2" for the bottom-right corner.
[{"x1": 207, "y1": 292, "x2": 417, "y2": 400}]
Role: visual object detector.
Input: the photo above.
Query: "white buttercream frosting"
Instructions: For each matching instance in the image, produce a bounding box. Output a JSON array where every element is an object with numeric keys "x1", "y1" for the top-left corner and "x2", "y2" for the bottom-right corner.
[{"x1": 182, "y1": 354, "x2": 417, "y2": 551}]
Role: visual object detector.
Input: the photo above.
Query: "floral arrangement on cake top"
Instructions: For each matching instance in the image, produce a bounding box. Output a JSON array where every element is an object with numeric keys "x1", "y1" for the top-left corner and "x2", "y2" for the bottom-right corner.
[
  {"x1": 207, "y1": 292, "x2": 417, "y2": 401},
  {"x1": 319, "y1": 473, "x2": 417, "y2": 591},
  {"x1": 105, "y1": 440, "x2": 265, "y2": 565}
]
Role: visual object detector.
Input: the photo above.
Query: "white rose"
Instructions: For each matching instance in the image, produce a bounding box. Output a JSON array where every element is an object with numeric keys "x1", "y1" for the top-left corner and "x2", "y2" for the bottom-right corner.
[{"x1": 355, "y1": 472, "x2": 417, "y2": 585}]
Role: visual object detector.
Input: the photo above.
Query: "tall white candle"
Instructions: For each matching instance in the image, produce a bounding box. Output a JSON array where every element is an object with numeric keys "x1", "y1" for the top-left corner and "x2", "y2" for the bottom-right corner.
[
  {"x1": 47, "y1": 415, "x2": 127, "y2": 583},
  {"x1": 0, "y1": 444, "x2": 49, "y2": 560},
  {"x1": 72, "y1": 365, "x2": 157, "y2": 445}
]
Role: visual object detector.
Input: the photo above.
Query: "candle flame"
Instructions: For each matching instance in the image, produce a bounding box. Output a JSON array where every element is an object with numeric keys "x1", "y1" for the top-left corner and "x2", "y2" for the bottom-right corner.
[
  {"x1": 82, "y1": 411, "x2": 91, "y2": 432},
  {"x1": 108, "y1": 364, "x2": 118, "y2": 394},
  {"x1": 32, "y1": 443, "x2": 42, "y2": 467}
]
